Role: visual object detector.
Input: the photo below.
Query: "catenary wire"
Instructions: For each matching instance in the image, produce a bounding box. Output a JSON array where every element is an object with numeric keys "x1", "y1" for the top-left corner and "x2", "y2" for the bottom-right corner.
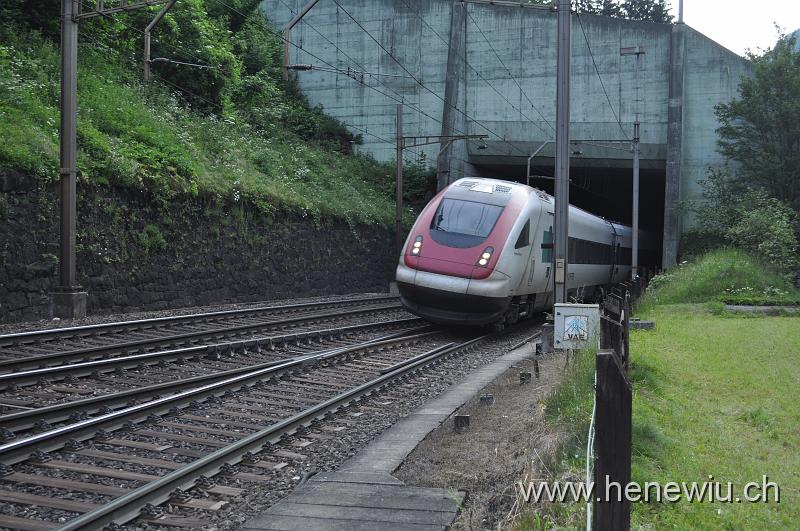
[
  {"x1": 398, "y1": 0, "x2": 554, "y2": 142},
  {"x1": 81, "y1": 29, "x2": 431, "y2": 161},
  {"x1": 464, "y1": 7, "x2": 555, "y2": 135},
  {"x1": 575, "y1": 12, "x2": 629, "y2": 141},
  {"x1": 329, "y1": 0, "x2": 532, "y2": 159}
]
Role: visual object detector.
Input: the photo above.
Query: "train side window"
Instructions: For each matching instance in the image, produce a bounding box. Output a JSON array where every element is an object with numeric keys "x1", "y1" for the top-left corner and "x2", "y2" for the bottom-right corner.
[{"x1": 515, "y1": 220, "x2": 530, "y2": 249}]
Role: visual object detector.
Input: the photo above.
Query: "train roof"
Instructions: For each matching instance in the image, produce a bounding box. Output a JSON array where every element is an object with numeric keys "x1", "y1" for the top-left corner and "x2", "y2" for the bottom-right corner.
[
  {"x1": 450, "y1": 177, "x2": 657, "y2": 243},
  {"x1": 446, "y1": 177, "x2": 523, "y2": 206}
]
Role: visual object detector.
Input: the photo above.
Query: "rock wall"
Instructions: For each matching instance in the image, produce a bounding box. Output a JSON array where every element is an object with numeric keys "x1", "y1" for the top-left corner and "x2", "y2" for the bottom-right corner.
[{"x1": 0, "y1": 169, "x2": 396, "y2": 323}]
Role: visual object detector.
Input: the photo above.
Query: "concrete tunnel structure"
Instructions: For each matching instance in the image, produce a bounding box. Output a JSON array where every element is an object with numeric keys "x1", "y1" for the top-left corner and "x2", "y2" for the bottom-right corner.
[{"x1": 261, "y1": 0, "x2": 752, "y2": 268}]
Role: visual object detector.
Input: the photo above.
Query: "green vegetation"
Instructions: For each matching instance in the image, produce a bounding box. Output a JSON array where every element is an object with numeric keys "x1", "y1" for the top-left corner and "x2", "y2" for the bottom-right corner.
[
  {"x1": 629, "y1": 306, "x2": 800, "y2": 528},
  {"x1": 514, "y1": 248, "x2": 799, "y2": 529},
  {"x1": 632, "y1": 250, "x2": 799, "y2": 527},
  {"x1": 543, "y1": 348, "x2": 596, "y2": 461},
  {"x1": 687, "y1": 170, "x2": 799, "y2": 274},
  {"x1": 525, "y1": 0, "x2": 673, "y2": 23},
  {"x1": 138, "y1": 224, "x2": 167, "y2": 254},
  {"x1": 642, "y1": 248, "x2": 800, "y2": 309},
  {"x1": 687, "y1": 33, "x2": 800, "y2": 274},
  {"x1": 715, "y1": 33, "x2": 800, "y2": 210},
  {"x1": 0, "y1": 2, "x2": 433, "y2": 225}
]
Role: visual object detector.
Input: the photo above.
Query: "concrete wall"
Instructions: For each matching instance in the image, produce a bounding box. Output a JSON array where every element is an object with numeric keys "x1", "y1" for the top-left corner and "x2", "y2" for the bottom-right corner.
[
  {"x1": 681, "y1": 27, "x2": 752, "y2": 227},
  {"x1": 262, "y1": 0, "x2": 752, "y2": 259}
]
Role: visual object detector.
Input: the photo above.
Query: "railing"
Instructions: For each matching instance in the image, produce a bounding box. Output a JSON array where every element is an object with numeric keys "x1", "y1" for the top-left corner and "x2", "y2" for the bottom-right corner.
[{"x1": 593, "y1": 276, "x2": 645, "y2": 530}]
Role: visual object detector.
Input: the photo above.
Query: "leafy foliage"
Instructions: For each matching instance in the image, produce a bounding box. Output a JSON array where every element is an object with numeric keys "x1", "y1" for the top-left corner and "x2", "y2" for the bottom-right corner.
[
  {"x1": 715, "y1": 34, "x2": 800, "y2": 209},
  {"x1": 691, "y1": 169, "x2": 799, "y2": 274},
  {"x1": 0, "y1": 27, "x2": 402, "y2": 225},
  {"x1": 0, "y1": 0, "x2": 356, "y2": 147},
  {"x1": 619, "y1": 0, "x2": 672, "y2": 23},
  {"x1": 525, "y1": 0, "x2": 672, "y2": 23}
]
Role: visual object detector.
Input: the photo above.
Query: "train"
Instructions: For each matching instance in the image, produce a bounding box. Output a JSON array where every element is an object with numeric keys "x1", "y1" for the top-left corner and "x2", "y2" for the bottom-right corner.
[{"x1": 396, "y1": 177, "x2": 656, "y2": 328}]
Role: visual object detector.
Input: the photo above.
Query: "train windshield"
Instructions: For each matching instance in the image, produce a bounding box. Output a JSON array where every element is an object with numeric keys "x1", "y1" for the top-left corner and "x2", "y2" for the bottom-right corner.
[{"x1": 429, "y1": 198, "x2": 504, "y2": 248}]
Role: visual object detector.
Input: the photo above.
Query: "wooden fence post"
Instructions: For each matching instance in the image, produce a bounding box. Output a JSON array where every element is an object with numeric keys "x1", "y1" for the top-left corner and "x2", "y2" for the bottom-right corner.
[{"x1": 593, "y1": 349, "x2": 632, "y2": 531}]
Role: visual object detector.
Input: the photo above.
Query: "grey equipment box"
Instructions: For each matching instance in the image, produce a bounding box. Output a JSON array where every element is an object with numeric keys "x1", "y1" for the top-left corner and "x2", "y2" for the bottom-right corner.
[{"x1": 554, "y1": 303, "x2": 601, "y2": 350}]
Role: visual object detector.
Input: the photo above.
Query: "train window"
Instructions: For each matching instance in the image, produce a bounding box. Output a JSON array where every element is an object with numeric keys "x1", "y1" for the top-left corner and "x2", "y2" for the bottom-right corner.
[
  {"x1": 514, "y1": 220, "x2": 530, "y2": 249},
  {"x1": 566, "y1": 237, "x2": 616, "y2": 264},
  {"x1": 429, "y1": 198, "x2": 504, "y2": 248}
]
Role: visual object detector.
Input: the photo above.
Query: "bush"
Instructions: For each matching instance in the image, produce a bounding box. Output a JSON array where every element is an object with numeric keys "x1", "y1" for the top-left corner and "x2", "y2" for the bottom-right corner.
[
  {"x1": 0, "y1": 26, "x2": 404, "y2": 225},
  {"x1": 724, "y1": 197, "x2": 799, "y2": 273},
  {"x1": 641, "y1": 248, "x2": 800, "y2": 309},
  {"x1": 692, "y1": 169, "x2": 800, "y2": 274},
  {"x1": 138, "y1": 224, "x2": 167, "y2": 254}
]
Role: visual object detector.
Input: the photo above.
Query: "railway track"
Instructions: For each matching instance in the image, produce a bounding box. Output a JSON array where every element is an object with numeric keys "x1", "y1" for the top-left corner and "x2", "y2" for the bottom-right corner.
[
  {"x1": 0, "y1": 328, "x2": 489, "y2": 530},
  {"x1": 0, "y1": 318, "x2": 428, "y2": 433},
  {"x1": 0, "y1": 295, "x2": 400, "y2": 369}
]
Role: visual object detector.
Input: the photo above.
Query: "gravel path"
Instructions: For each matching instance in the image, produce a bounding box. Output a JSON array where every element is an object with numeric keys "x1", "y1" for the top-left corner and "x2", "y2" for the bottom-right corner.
[{"x1": 394, "y1": 351, "x2": 567, "y2": 529}]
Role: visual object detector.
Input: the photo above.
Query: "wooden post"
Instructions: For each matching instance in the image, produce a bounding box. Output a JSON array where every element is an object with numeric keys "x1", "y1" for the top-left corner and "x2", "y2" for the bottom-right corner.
[
  {"x1": 594, "y1": 349, "x2": 632, "y2": 531},
  {"x1": 622, "y1": 291, "x2": 631, "y2": 368}
]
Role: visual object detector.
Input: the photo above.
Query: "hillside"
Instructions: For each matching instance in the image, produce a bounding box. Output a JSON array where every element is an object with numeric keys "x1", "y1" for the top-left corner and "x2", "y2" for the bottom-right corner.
[{"x1": 0, "y1": 1, "x2": 411, "y2": 225}]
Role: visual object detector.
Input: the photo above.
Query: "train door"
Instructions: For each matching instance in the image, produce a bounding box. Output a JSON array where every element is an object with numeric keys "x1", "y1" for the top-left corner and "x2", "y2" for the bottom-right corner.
[
  {"x1": 609, "y1": 224, "x2": 620, "y2": 285},
  {"x1": 537, "y1": 221, "x2": 554, "y2": 310},
  {"x1": 513, "y1": 219, "x2": 534, "y2": 293}
]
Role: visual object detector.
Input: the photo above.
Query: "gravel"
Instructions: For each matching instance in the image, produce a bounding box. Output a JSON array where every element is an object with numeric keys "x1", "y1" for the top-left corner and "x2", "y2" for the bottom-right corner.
[
  {"x1": 1, "y1": 320, "x2": 543, "y2": 530},
  {"x1": 2, "y1": 316, "x2": 420, "y2": 416},
  {"x1": 124, "y1": 322, "x2": 544, "y2": 531},
  {"x1": 0, "y1": 293, "x2": 391, "y2": 335}
]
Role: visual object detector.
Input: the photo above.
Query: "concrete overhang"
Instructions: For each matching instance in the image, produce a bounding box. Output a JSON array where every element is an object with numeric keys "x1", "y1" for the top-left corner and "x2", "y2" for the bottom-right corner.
[{"x1": 466, "y1": 139, "x2": 667, "y2": 170}]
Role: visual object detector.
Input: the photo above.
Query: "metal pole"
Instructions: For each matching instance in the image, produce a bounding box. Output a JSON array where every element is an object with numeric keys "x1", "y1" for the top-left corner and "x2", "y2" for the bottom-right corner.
[
  {"x1": 554, "y1": 0, "x2": 571, "y2": 305},
  {"x1": 60, "y1": 0, "x2": 79, "y2": 291},
  {"x1": 632, "y1": 120, "x2": 640, "y2": 280},
  {"x1": 526, "y1": 141, "x2": 549, "y2": 186},
  {"x1": 631, "y1": 51, "x2": 642, "y2": 280},
  {"x1": 283, "y1": 0, "x2": 321, "y2": 81},
  {"x1": 395, "y1": 104, "x2": 404, "y2": 253},
  {"x1": 678, "y1": 0, "x2": 683, "y2": 23},
  {"x1": 143, "y1": 0, "x2": 177, "y2": 82}
]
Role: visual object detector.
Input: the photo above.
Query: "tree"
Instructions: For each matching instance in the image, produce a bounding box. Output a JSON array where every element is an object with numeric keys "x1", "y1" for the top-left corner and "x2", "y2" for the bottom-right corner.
[
  {"x1": 596, "y1": 0, "x2": 623, "y2": 18},
  {"x1": 621, "y1": 0, "x2": 673, "y2": 23},
  {"x1": 689, "y1": 169, "x2": 799, "y2": 274},
  {"x1": 525, "y1": 0, "x2": 672, "y2": 22},
  {"x1": 715, "y1": 34, "x2": 800, "y2": 208}
]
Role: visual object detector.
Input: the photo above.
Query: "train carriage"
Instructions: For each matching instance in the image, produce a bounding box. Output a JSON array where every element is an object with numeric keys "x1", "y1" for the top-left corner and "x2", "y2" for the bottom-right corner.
[{"x1": 396, "y1": 177, "x2": 655, "y2": 327}]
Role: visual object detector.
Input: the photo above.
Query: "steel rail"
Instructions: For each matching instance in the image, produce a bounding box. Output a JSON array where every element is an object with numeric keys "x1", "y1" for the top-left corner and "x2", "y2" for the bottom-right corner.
[
  {"x1": 57, "y1": 334, "x2": 488, "y2": 530},
  {"x1": 0, "y1": 317, "x2": 424, "y2": 390},
  {"x1": 0, "y1": 330, "x2": 444, "y2": 465},
  {"x1": 0, "y1": 302, "x2": 403, "y2": 372},
  {"x1": 0, "y1": 322, "x2": 433, "y2": 432},
  {"x1": 508, "y1": 330, "x2": 544, "y2": 351},
  {"x1": 0, "y1": 295, "x2": 396, "y2": 346}
]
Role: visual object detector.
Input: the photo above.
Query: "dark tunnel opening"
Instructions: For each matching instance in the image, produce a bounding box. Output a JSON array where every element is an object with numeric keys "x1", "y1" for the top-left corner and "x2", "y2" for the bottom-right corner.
[{"x1": 472, "y1": 162, "x2": 665, "y2": 269}]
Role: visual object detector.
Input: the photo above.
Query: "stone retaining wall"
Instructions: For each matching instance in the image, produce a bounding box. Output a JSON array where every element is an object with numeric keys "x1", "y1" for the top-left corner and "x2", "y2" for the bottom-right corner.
[{"x1": 0, "y1": 169, "x2": 396, "y2": 322}]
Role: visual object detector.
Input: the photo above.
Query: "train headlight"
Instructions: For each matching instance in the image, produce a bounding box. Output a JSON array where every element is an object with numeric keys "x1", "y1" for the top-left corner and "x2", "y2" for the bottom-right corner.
[
  {"x1": 476, "y1": 246, "x2": 494, "y2": 267},
  {"x1": 411, "y1": 235, "x2": 423, "y2": 255}
]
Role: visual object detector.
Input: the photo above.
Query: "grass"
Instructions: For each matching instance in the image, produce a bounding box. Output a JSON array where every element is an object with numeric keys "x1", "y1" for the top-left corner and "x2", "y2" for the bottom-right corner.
[
  {"x1": 631, "y1": 249, "x2": 799, "y2": 527},
  {"x1": 513, "y1": 248, "x2": 799, "y2": 529},
  {"x1": 0, "y1": 28, "x2": 399, "y2": 225},
  {"x1": 629, "y1": 305, "x2": 800, "y2": 528},
  {"x1": 509, "y1": 348, "x2": 597, "y2": 528},
  {"x1": 640, "y1": 248, "x2": 800, "y2": 311}
]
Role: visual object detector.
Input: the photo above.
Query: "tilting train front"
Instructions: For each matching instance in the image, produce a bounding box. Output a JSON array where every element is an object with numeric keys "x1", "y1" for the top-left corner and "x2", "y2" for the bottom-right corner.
[{"x1": 396, "y1": 177, "x2": 645, "y2": 327}]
